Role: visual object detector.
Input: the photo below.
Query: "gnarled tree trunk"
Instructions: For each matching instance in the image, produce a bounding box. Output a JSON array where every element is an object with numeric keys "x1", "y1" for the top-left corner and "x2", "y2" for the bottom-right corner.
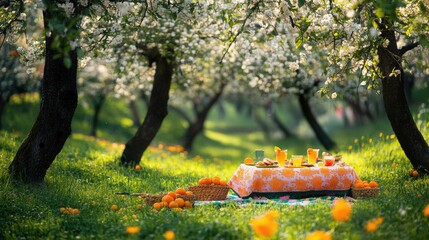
[
  {"x1": 183, "y1": 82, "x2": 226, "y2": 152},
  {"x1": 120, "y1": 46, "x2": 173, "y2": 166},
  {"x1": 377, "y1": 19, "x2": 429, "y2": 172},
  {"x1": 298, "y1": 93, "x2": 336, "y2": 150},
  {"x1": 8, "y1": 9, "x2": 78, "y2": 183},
  {"x1": 89, "y1": 95, "x2": 106, "y2": 137}
]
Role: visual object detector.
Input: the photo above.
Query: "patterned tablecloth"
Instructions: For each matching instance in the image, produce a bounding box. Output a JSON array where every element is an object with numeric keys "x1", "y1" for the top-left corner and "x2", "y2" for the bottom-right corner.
[{"x1": 227, "y1": 164, "x2": 360, "y2": 198}]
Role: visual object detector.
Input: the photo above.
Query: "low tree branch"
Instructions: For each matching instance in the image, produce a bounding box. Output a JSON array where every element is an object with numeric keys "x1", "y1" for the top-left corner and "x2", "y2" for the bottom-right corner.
[{"x1": 399, "y1": 41, "x2": 420, "y2": 56}]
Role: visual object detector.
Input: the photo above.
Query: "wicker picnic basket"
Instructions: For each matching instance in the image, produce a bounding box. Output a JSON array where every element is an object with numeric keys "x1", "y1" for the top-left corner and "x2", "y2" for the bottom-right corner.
[
  {"x1": 188, "y1": 185, "x2": 230, "y2": 201},
  {"x1": 351, "y1": 187, "x2": 380, "y2": 198},
  {"x1": 141, "y1": 193, "x2": 197, "y2": 206}
]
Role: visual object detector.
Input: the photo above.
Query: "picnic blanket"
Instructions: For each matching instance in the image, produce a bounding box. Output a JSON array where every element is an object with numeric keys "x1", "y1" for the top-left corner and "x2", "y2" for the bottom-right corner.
[{"x1": 194, "y1": 193, "x2": 356, "y2": 207}]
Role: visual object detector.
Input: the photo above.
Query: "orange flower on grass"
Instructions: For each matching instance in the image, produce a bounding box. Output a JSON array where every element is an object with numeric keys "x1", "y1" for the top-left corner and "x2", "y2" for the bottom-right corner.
[
  {"x1": 365, "y1": 217, "x2": 384, "y2": 233},
  {"x1": 332, "y1": 199, "x2": 352, "y2": 222},
  {"x1": 306, "y1": 230, "x2": 332, "y2": 240},
  {"x1": 126, "y1": 226, "x2": 141, "y2": 235},
  {"x1": 163, "y1": 230, "x2": 175, "y2": 240},
  {"x1": 249, "y1": 211, "x2": 279, "y2": 239},
  {"x1": 423, "y1": 204, "x2": 429, "y2": 217}
]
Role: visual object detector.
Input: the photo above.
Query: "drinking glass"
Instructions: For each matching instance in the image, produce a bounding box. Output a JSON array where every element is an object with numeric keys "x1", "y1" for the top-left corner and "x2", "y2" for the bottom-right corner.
[
  {"x1": 255, "y1": 150, "x2": 264, "y2": 162},
  {"x1": 276, "y1": 150, "x2": 288, "y2": 167},
  {"x1": 324, "y1": 155, "x2": 335, "y2": 166},
  {"x1": 307, "y1": 148, "x2": 319, "y2": 165},
  {"x1": 291, "y1": 155, "x2": 303, "y2": 167}
]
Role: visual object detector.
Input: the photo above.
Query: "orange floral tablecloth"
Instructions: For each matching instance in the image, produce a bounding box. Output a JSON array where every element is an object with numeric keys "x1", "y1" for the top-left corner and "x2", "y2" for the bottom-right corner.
[{"x1": 227, "y1": 164, "x2": 360, "y2": 198}]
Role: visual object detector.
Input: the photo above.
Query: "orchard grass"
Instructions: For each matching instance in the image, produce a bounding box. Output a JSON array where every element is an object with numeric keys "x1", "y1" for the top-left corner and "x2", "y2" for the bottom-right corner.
[
  {"x1": 1, "y1": 95, "x2": 429, "y2": 239},
  {"x1": 1, "y1": 125, "x2": 429, "y2": 239}
]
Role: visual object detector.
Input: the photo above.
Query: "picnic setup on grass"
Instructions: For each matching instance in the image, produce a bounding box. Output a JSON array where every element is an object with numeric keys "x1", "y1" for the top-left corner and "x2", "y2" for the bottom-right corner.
[{"x1": 131, "y1": 146, "x2": 380, "y2": 211}]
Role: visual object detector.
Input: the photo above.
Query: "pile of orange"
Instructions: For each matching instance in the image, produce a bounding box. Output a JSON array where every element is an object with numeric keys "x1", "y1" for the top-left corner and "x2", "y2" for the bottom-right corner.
[
  {"x1": 60, "y1": 207, "x2": 80, "y2": 215},
  {"x1": 198, "y1": 176, "x2": 228, "y2": 186},
  {"x1": 152, "y1": 187, "x2": 193, "y2": 211},
  {"x1": 353, "y1": 179, "x2": 379, "y2": 189}
]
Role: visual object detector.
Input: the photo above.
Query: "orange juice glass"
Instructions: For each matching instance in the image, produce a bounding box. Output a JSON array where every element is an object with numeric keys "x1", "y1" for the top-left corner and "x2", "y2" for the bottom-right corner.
[
  {"x1": 276, "y1": 150, "x2": 288, "y2": 167},
  {"x1": 324, "y1": 155, "x2": 335, "y2": 166},
  {"x1": 307, "y1": 148, "x2": 319, "y2": 165},
  {"x1": 291, "y1": 155, "x2": 303, "y2": 167}
]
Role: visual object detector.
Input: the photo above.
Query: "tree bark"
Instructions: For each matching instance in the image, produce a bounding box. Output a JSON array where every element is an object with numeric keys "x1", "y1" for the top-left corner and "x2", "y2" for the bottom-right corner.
[
  {"x1": 377, "y1": 19, "x2": 429, "y2": 172},
  {"x1": 128, "y1": 100, "x2": 141, "y2": 127},
  {"x1": 269, "y1": 102, "x2": 294, "y2": 138},
  {"x1": 0, "y1": 95, "x2": 11, "y2": 130},
  {"x1": 298, "y1": 93, "x2": 336, "y2": 150},
  {"x1": 8, "y1": 10, "x2": 78, "y2": 183},
  {"x1": 120, "y1": 47, "x2": 173, "y2": 166},
  {"x1": 183, "y1": 82, "x2": 226, "y2": 152},
  {"x1": 90, "y1": 95, "x2": 105, "y2": 137}
]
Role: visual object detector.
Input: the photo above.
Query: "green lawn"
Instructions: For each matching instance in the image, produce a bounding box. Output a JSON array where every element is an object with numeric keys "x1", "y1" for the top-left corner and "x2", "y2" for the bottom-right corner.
[{"x1": 1, "y1": 94, "x2": 429, "y2": 239}]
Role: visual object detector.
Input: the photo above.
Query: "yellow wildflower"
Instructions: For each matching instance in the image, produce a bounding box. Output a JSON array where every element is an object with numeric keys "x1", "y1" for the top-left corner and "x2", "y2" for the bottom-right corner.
[
  {"x1": 390, "y1": 134, "x2": 395, "y2": 139},
  {"x1": 369, "y1": 138, "x2": 373, "y2": 143},
  {"x1": 250, "y1": 211, "x2": 279, "y2": 238},
  {"x1": 332, "y1": 199, "x2": 352, "y2": 222},
  {"x1": 163, "y1": 230, "x2": 175, "y2": 240},
  {"x1": 348, "y1": 145, "x2": 353, "y2": 150},
  {"x1": 423, "y1": 204, "x2": 429, "y2": 217},
  {"x1": 306, "y1": 230, "x2": 332, "y2": 240},
  {"x1": 354, "y1": 138, "x2": 358, "y2": 143},
  {"x1": 379, "y1": 132, "x2": 383, "y2": 137},
  {"x1": 126, "y1": 226, "x2": 141, "y2": 235}
]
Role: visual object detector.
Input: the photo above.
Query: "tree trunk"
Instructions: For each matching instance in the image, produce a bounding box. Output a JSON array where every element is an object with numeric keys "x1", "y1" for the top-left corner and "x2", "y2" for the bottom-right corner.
[
  {"x1": 254, "y1": 111, "x2": 271, "y2": 141},
  {"x1": 128, "y1": 100, "x2": 141, "y2": 127},
  {"x1": 183, "y1": 83, "x2": 226, "y2": 152},
  {"x1": 269, "y1": 102, "x2": 294, "y2": 138},
  {"x1": 90, "y1": 95, "x2": 105, "y2": 137},
  {"x1": 8, "y1": 10, "x2": 78, "y2": 183},
  {"x1": 298, "y1": 93, "x2": 336, "y2": 150},
  {"x1": 120, "y1": 47, "x2": 173, "y2": 166},
  {"x1": 0, "y1": 95, "x2": 11, "y2": 130},
  {"x1": 377, "y1": 19, "x2": 429, "y2": 172}
]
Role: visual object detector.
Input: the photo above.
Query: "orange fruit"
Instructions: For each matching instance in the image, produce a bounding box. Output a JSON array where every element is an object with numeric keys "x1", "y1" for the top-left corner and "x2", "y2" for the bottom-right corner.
[
  {"x1": 167, "y1": 191, "x2": 177, "y2": 199},
  {"x1": 153, "y1": 202, "x2": 163, "y2": 210},
  {"x1": 185, "y1": 191, "x2": 193, "y2": 196},
  {"x1": 175, "y1": 188, "x2": 187, "y2": 195},
  {"x1": 219, "y1": 180, "x2": 227, "y2": 186},
  {"x1": 168, "y1": 201, "x2": 179, "y2": 208},
  {"x1": 135, "y1": 165, "x2": 141, "y2": 170},
  {"x1": 212, "y1": 179, "x2": 221, "y2": 185},
  {"x1": 198, "y1": 178, "x2": 205, "y2": 185},
  {"x1": 184, "y1": 201, "x2": 192, "y2": 208},
  {"x1": 354, "y1": 182, "x2": 364, "y2": 188},
  {"x1": 175, "y1": 198, "x2": 185, "y2": 208},
  {"x1": 60, "y1": 207, "x2": 66, "y2": 213},
  {"x1": 72, "y1": 209, "x2": 80, "y2": 215},
  {"x1": 111, "y1": 205, "x2": 118, "y2": 211},
  {"x1": 244, "y1": 157, "x2": 253, "y2": 164},
  {"x1": 412, "y1": 170, "x2": 419, "y2": 177},
  {"x1": 162, "y1": 195, "x2": 174, "y2": 204},
  {"x1": 369, "y1": 181, "x2": 379, "y2": 188},
  {"x1": 162, "y1": 201, "x2": 169, "y2": 207},
  {"x1": 408, "y1": 169, "x2": 414, "y2": 176},
  {"x1": 203, "y1": 178, "x2": 212, "y2": 185}
]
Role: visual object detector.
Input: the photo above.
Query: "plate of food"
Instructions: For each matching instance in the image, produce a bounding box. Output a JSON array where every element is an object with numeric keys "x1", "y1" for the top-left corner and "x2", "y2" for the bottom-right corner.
[
  {"x1": 256, "y1": 165, "x2": 279, "y2": 168},
  {"x1": 244, "y1": 163, "x2": 255, "y2": 166},
  {"x1": 301, "y1": 163, "x2": 314, "y2": 167}
]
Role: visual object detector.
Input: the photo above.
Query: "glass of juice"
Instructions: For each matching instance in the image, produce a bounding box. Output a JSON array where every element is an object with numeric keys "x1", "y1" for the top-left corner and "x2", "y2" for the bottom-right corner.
[
  {"x1": 276, "y1": 150, "x2": 288, "y2": 167},
  {"x1": 324, "y1": 155, "x2": 335, "y2": 166},
  {"x1": 291, "y1": 155, "x2": 303, "y2": 167},
  {"x1": 307, "y1": 148, "x2": 319, "y2": 165}
]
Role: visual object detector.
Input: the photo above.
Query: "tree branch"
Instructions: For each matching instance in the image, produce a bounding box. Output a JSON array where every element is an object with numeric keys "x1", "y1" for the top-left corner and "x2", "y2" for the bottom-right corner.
[{"x1": 399, "y1": 41, "x2": 420, "y2": 56}]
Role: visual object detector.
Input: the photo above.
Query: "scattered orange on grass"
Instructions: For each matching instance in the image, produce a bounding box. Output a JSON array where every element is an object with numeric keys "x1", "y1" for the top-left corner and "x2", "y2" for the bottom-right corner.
[
  {"x1": 163, "y1": 230, "x2": 175, "y2": 240},
  {"x1": 412, "y1": 170, "x2": 419, "y2": 177},
  {"x1": 137, "y1": 204, "x2": 142, "y2": 210},
  {"x1": 305, "y1": 230, "x2": 332, "y2": 240},
  {"x1": 111, "y1": 204, "x2": 119, "y2": 211},
  {"x1": 135, "y1": 165, "x2": 141, "y2": 171},
  {"x1": 162, "y1": 195, "x2": 174, "y2": 204},
  {"x1": 244, "y1": 157, "x2": 254, "y2": 164},
  {"x1": 332, "y1": 199, "x2": 352, "y2": 222},
  {"x1": 423, "y1": 204, "x2": 429, "y2": 217},
  {"x1": 126, "y1": 226, "x2": 141, "y2": 235},
  {"x1": 175, "y1": 188, "x2": 187, "y2": 195}
]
